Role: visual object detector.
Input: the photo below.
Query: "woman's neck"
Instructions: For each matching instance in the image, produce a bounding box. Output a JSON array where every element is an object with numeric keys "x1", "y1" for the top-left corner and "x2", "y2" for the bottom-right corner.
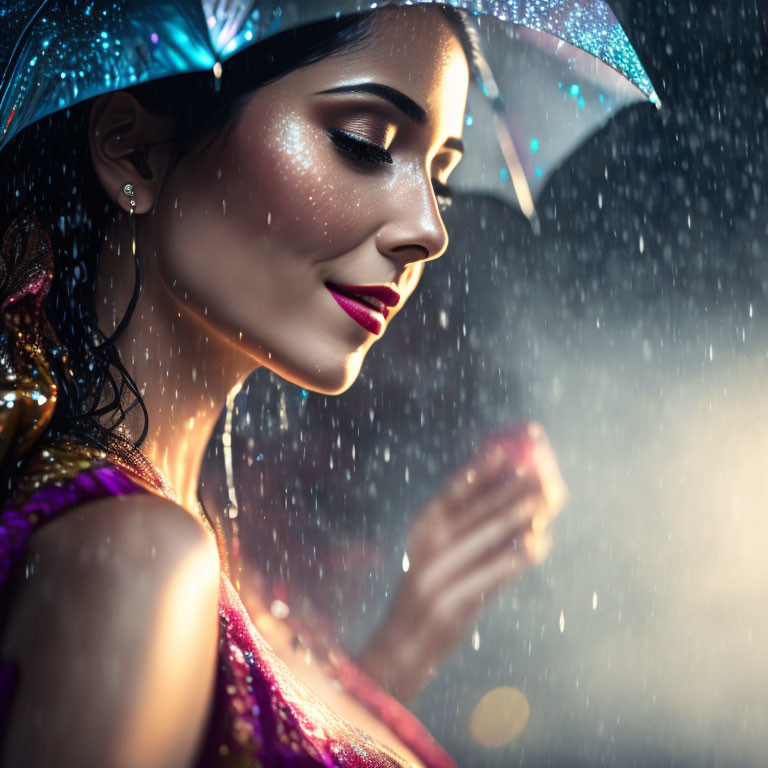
[{"x1": 97, "y1": 216, "x2": 256, "y2": 512}]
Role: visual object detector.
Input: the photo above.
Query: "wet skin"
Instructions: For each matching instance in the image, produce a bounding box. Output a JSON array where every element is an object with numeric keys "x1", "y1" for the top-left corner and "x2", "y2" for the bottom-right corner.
[
  {"x1": 124, "y1": 7, "x2": 467, "y2": 393},
  {"x1": 91, "y1": 6, "x2": 469, "y2": 518}
]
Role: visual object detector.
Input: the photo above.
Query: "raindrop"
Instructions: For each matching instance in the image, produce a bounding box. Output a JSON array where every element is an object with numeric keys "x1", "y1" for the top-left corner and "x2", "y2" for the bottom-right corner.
[
  {"x1": 472, "y1": 628, "x2": 481, "y2": 651},
  {"x1": 270, "y1": 599, "x2": 290, "y2": 619},
  {"x1": 401, "y1": 551, "x2": 410, "y2": 573},
  {"x1": 592, "y1": 591, "x2": 598, "y2": 610},
  {"x1": 559, "y1": 610, "x2": 565, "y2": 633}
]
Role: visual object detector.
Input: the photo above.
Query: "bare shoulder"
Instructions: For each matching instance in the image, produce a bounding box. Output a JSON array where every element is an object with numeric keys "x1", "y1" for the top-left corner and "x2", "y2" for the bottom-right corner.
[
  {"x1": 1, "y1": 493, "x2": 220, "y2": 768},
  {"x1": 27, "y1": 490, "x2": 218, "y2": 563},
  {"x1": 4, "y1": 491, "x2": 220, "y2": 646}
]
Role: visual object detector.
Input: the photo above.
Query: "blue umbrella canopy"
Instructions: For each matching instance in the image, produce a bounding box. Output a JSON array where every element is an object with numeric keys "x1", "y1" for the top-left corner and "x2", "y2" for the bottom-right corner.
[{"x1": 0, "y1": 0, "x2": 659, "y2": 218}]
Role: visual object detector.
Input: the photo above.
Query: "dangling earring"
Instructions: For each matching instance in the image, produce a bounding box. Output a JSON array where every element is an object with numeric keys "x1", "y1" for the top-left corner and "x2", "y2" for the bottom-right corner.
[
  {"x1": 88, "y1": 180, "x2": 149, "y2": 447},
  {"x1": 122, "y1": 182, "x2": 137, "y2": 259},
  {"x1": 101, "y1": 183, "x2": 141, "y2": 347}
]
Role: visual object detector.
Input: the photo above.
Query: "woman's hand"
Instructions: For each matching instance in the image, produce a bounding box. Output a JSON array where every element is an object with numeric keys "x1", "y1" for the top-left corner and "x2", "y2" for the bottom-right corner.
[{"x1": 357, "y1": 423, "x2": 567, "y2": 704}]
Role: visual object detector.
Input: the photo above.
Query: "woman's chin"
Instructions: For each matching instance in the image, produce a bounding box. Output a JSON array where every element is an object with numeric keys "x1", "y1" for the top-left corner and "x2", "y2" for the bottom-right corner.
[{"x1": 258, "y1": 347, "x2": 366, "y2": 397}]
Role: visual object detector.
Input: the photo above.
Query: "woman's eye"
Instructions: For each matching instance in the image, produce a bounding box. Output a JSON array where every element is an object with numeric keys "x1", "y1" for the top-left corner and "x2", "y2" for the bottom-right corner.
[
  {"x1": 432, "y1": 178, "x2": 453, "y2": 211},
  {"x1": 328, "y1": 128, "x2": 393, "y2": 166}
]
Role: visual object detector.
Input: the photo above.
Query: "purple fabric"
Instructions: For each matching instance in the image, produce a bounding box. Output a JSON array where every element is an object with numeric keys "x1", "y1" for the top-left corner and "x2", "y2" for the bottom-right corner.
[
  {"x1": 0, "y1": 465, "x2": 145, "y2": 588},
  {"x1": 0, "y1": 465, "x2": 147, "y2": 755}
]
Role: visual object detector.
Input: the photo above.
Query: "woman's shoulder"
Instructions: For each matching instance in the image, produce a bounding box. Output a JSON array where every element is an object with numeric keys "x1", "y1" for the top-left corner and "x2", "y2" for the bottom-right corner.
[
  {"x1": 1, "y1": 485, "x2": 220, "y2": 767},
  {"x1": 27, "y1": 488, "x2": 218, "y2": 565},
  {"x1": 3, "y1": 480, "x2": 220, "y2": 657},
  {"x1": 6, "y1": 477, "x2": 220, "y2": 636},
  {"x1": 0, "y1": 437, "x2": 208, "y2": 578}
]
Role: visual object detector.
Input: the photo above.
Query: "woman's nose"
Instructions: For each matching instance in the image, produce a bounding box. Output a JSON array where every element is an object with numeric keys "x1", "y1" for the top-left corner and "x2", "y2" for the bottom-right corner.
[{"x1": 375, "y1": 175, "x2": 449, "y2": 264}]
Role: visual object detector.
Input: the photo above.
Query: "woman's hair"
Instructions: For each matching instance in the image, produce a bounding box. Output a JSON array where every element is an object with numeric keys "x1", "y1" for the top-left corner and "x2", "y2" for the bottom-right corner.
[{"x1": 0, "y1": 7, "x2": 477, "y2": 454}]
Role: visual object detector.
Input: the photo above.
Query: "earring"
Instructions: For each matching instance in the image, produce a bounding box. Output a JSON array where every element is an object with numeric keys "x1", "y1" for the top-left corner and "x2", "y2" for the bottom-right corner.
[
  {"x1": 102, "y1": 182, "x2": 141, "y2": 345},
  {"x1": 122, "y1": 182, "x2": 136, "y2": 258}
]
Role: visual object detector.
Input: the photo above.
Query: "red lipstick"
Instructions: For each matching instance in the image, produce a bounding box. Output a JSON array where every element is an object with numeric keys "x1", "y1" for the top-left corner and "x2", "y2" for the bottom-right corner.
[{"x1": 326, "y1": 283, "x2": 400, "y2": 335}]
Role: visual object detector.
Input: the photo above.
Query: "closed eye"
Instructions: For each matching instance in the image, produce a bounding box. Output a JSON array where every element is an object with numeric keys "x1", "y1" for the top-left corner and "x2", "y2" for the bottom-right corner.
[
  {"x1": 329, "y1": 127, "x2": 453, "y2": 211},
  {"x1": 328, "y1": 129, "x2": 392, "y2": 166}
]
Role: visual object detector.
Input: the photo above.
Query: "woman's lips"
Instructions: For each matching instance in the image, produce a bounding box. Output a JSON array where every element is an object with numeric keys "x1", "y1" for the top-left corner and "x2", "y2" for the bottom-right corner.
[{"x1": 325, "y1": 283, "x2": 400, "y2": 336}]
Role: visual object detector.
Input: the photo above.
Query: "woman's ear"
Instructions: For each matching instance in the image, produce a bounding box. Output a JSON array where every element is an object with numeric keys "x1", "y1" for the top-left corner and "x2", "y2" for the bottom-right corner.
[{"x1": 89, "y1": 91, "x2": 176, "y2": 215}]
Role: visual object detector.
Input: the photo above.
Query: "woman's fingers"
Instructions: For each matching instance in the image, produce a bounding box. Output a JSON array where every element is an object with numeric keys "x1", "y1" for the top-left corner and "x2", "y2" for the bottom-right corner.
[
  {"x1": 438, "y1": 470, "x2": 545, "y2": 547},
  {"x1": 426, "y1": 529, "x2": 553, "y2": 643},
  {"x1": 429, "y1": 446, "x2": 510, "y2": 514},
  {"x1": 411, "y1": 457, "x2": 543, "y2": 557},
  {"x1": 412, "y1": 424, "x2": 567, "y2": 552},
  {"x1": 414, "y1": 496, "x2": 550, "y2": 597},
  {"x1": 410, "y1": 467, "x2": 563, "y2": 574}
]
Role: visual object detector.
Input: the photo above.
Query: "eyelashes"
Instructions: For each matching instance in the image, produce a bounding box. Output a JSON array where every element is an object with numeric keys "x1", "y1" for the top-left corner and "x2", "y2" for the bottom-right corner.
[
  {"x1": 328, "y1": 128, "x2": 454, "y2": 208},
  {"x1": 328, "y1": 128, "x2": 393, "y2": 165}
]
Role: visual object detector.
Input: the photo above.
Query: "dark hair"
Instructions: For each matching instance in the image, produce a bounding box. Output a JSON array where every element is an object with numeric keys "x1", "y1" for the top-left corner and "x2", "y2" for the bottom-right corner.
[{"x1": 0, "y1": 7, "x2": 476, "y2": 454}]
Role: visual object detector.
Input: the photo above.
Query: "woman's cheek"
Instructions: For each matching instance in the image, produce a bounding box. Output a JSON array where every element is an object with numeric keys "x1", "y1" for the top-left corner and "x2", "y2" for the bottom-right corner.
[{"x1": 256, "y1": 144, "x2": 368, "y2": 255}]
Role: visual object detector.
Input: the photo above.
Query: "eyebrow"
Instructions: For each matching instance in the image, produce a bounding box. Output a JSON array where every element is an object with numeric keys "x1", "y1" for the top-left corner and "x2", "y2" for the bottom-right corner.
[
  {"x1": 319, "y1": 82, "x2": 426, "y2": 126},
  {"x1": 318, "y1": 82, "x2": 465, "y2": 154}
]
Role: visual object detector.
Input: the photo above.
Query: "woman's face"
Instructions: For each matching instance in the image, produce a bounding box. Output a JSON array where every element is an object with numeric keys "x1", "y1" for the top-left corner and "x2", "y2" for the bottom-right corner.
[{"x1": 149, "y1": 8, "x2": 469, "y2": 394}]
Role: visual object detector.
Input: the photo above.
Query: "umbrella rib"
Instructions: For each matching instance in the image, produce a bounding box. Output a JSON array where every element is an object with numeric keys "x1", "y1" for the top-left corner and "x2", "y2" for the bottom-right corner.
[
  {"x1": 0, "y1": 0, "x2": 52, "y2": 98},
  {"x1": 495, "y1": 117, "x2": 536, "y2": 222}
]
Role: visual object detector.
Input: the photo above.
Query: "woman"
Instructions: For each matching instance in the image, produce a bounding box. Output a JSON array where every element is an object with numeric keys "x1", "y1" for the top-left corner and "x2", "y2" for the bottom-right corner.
[
  {"x1": 0, "y1": 6, "x2": 502, "y2": 767},
  {"x1": 0, "y1": 2, "x2": 655, "y2": 766}
]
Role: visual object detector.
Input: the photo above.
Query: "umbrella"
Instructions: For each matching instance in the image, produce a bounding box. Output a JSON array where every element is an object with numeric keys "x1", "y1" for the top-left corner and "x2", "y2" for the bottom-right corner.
[{"x1": 0, "y1": 0, "x2": 659, "y2": 220}]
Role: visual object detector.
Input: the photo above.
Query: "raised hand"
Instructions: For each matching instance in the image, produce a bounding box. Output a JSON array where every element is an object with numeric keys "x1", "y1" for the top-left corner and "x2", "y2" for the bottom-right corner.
[{"x1": 357, "y1": 423, "x2": 567, "y2": 704}]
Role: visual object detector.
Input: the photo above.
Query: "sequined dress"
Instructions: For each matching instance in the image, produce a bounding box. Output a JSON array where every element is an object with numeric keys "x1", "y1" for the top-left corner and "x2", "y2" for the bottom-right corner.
[{"x1": 0, "y1": 217, "x2": 457, "y2": 768}]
